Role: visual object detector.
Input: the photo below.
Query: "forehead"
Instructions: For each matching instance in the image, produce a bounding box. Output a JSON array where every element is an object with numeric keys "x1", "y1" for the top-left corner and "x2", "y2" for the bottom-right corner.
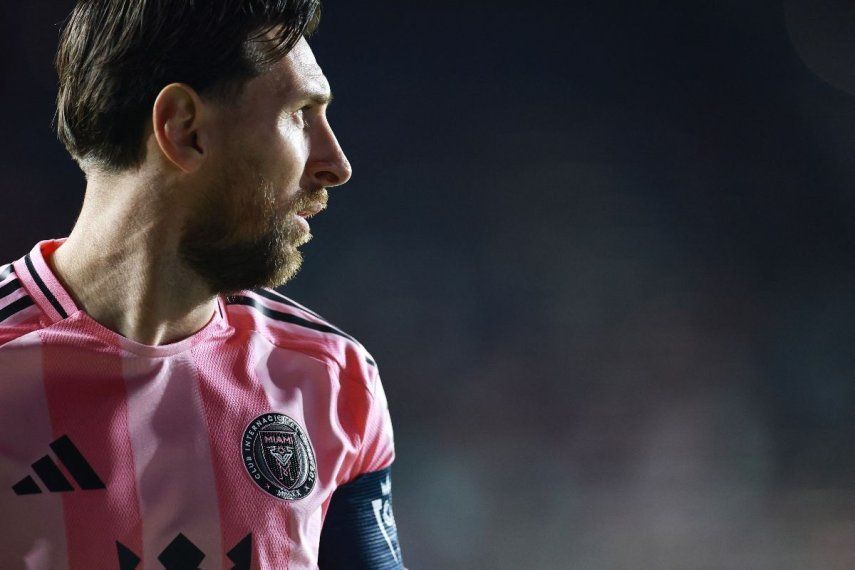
[{"x1": 270, "y1": 37, "x2": 330, "y2": 99}]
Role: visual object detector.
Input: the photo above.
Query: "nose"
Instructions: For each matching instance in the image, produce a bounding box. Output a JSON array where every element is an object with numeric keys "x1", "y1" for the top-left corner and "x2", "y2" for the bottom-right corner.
[{"x1": 306, "y1": 120, "x2": 352, "y2": 189}]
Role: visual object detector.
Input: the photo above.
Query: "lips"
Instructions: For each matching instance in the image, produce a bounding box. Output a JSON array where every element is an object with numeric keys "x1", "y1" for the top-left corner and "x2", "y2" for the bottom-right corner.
[
  {"x1": 296, "y1": 203, "x2": 325, "y2": 218},
  {"x1": 295, "y1": 188, "x2": 329, "y2": 219}
]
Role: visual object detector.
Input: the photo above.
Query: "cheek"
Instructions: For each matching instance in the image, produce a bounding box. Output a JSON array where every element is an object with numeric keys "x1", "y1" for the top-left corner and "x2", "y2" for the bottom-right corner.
[{"x1": 230, "y1": 114, "x2": 307, "y2": 196}]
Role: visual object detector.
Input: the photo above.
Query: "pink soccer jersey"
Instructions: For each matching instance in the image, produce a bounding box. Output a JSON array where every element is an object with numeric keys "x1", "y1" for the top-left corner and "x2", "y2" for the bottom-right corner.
[{"x1": 0, "y1": 238, "x2": 400, "y2": 569}]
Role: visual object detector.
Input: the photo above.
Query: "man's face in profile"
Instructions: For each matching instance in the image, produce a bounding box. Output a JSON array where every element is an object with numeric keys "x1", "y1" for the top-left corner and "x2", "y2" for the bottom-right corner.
[{"x1": 179, "y1": 38, "x2": 351, "y2": 294}]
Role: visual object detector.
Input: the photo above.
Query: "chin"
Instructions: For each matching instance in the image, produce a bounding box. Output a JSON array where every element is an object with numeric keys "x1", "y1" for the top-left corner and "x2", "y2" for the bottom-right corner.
[
  {"x1": 179, "y1": 223, "x2": 309, "y2": 294},
  {"x1": 262, "y1": 246, "x2": 304, "y2": 289}
]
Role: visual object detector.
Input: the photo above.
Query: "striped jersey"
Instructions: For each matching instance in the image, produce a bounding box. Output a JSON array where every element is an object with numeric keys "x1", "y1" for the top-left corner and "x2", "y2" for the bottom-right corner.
[{"x1": 0, "y1": 238, "x2": 401, "y2": 569}]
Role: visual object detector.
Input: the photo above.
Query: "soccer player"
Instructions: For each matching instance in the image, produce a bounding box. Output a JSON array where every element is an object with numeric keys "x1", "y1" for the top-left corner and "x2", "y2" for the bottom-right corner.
[{"x1": 0, "y1": 1, "x2": 404, "y2": 568}]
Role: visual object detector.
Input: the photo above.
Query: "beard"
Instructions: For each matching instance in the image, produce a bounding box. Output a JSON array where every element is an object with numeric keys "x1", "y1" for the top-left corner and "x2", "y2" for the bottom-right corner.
[{"x1": 178, "y1": 155, "x2": 326, "y2": 295}]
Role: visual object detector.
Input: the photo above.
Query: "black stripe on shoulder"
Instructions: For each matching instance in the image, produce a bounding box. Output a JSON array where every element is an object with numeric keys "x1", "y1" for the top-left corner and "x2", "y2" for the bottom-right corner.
[
  {"x1": 253, "y1": 288, "x2": 324, "y2": 320},
  {"x1": 0, "y1": 264, "x2": 13, "y2": 282},
  {"x1": 0, "y1": 296, "x2": 35, "y2": 323},
  {"x1": 25, "y1": 254, "x2": 67, "y2": 319},
  {"x1": 0, "y1": 278, "x2": 21, "y2": 301},
  {"x1": 242, "y1": 292, "x2": 351, "y2": 341},
  {"x1": 227, "y1": 295, "x2": 376, "y2": 367}
]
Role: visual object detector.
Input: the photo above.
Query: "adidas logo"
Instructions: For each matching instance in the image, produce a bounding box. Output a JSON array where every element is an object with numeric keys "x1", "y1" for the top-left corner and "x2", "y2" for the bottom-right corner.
[
  {"x1": 116, "y1": 532, "x2": 253, "y2": 570},
  {"x1": 12, "y1": 435, "x2": 105, "y2": 495}
]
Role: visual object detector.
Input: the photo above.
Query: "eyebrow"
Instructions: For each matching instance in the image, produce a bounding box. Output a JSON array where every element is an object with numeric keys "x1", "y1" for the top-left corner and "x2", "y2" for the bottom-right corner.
[
  {"x1": 307, "y1": 90, "x2": 333, "y2": 106},
  {"x1": 292, "y1": 87, "x2": 333, "y2": 107}
]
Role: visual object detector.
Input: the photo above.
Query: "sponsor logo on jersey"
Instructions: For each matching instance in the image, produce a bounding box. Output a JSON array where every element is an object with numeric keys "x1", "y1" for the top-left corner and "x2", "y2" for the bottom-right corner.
[{"x1": 242, "y1": 413, "x2": 317, "y2": 500}]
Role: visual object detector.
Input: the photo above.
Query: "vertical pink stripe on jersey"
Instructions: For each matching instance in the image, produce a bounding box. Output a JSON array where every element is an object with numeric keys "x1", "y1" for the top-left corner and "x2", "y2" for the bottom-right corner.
[
  {"x1": 122, "y1": 352, "x2": 224, "y2": 567},
  {"x1": 40, "y1": 318, "x2": 143, "y2": 569},
  {"x1": 255, "y1": 338, "x2": 349, "y2": 568},
  {"x1": 0, "y1": 334, "x2": 69, "y2": 570},
  {"x1": 193, "y1": 326, "x2": 293, "y2": 570}
]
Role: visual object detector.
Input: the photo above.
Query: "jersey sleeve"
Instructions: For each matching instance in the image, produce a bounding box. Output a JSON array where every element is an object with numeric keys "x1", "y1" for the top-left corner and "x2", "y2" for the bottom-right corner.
[
  {"x1": 318, "y1": 355, "x2": 404, "y2": 568},
  {"x1": 354, "y1": 365, "x2": 395, "y2": 476}
]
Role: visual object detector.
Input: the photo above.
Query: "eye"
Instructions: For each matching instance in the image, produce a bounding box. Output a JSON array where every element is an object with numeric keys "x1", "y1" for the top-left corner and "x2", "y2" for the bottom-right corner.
[{"x1": 294, "y1": 105, "x2": 312, "y2": 130}]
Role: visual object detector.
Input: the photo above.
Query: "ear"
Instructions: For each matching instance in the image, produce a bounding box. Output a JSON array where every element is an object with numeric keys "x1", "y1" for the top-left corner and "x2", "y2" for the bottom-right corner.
[{"x1": 152, "y1": 83, "x2": 208, "y2": 173}]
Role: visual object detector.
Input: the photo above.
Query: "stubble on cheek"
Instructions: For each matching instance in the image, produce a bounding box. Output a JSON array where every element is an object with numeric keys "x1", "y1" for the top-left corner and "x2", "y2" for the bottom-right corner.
[{"x1": 177, "y1": 157, "x2": 310, "y2": 293}]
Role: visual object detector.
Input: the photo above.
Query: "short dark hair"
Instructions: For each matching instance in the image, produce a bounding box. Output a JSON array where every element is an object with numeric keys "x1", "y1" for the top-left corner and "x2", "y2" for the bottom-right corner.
[{"x1": 54, "y1": 0, "x2": 322, "y2": 173}]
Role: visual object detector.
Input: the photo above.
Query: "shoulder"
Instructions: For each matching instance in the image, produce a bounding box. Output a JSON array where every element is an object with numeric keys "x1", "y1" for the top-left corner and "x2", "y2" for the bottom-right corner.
[
  {"x1": 224, "y1": 288, "x2": 380, "y2": 387},
  {"x1": 0, "y1": 262, "x2": 44, "y2": 347},
  {"x1": 227, "y1": 289, "x2": 395, "y2": 476}
]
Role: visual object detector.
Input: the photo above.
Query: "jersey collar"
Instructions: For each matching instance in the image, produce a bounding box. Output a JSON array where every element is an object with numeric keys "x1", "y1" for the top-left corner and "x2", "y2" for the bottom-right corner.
[
  {"x1": 14, "y1": 238, "x2": 77, "y2": 323},
  {"x1": 13, "y1": 238, "x2": 231, "y2": 351}
]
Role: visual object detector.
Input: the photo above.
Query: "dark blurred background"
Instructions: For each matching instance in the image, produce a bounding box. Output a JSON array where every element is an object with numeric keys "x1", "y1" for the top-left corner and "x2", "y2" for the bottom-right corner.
[{"x1": 4, "y1": 1, "x2": 855, "y2": 567}]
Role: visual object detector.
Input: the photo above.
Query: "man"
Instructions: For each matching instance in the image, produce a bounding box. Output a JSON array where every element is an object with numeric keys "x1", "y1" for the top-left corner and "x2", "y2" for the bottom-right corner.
[{"x1": 0, "y1": 1, "x2": 403, "y2": 568}]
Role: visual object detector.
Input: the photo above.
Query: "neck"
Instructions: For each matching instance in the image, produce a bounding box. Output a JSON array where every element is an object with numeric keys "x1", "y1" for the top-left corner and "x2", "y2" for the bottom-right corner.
[{"x1": 50, "y1": 175, "x2": 218, "y2": 346}]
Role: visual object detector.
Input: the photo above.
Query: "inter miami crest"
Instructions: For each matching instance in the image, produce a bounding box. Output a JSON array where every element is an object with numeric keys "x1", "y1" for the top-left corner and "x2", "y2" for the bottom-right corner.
[{"x1": 242, "y1": 413, "x2": 317, "y2": 500}]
